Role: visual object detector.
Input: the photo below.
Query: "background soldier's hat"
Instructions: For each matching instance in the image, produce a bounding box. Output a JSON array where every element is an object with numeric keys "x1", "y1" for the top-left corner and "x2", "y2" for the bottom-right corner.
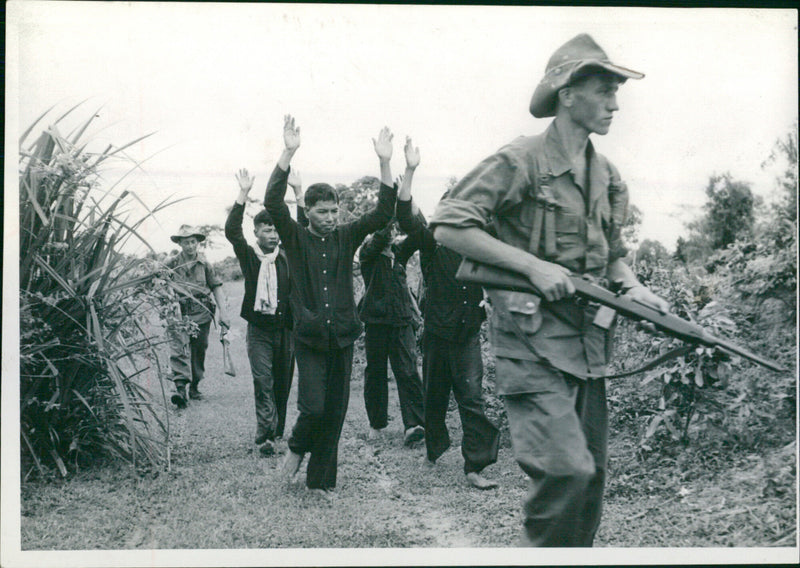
[
  {"x1": 170, "y1": 224, "x2": 207, "y2": 243},
  {"x1": 529, "y1": 33, "x2": 644, "y2": 119}
]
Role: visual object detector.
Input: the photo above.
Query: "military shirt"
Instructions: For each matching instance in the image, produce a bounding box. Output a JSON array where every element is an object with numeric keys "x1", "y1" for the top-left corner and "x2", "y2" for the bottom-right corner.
[
  {"x1": 165, "y1": 250, "x2": 222, "y2": 325},
  {"x1": 429, "y1": 121, "x2": 629, "y2": 392}
]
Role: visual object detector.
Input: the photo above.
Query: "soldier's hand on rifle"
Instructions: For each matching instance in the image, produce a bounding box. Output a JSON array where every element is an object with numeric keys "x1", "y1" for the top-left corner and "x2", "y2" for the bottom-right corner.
[
  {"x1": 625, "y1": 285, "x2": 670, "y2": 315},
  {"x1": 525, "y1": 257, "x2": 575, "y2": 303}
]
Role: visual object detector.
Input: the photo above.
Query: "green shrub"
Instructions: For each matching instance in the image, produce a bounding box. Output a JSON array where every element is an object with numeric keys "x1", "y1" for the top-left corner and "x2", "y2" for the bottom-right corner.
[
  {"x1": 610, "y1": 251, "x2": 795, "y2": 458},
  {"x1": 19, "y1": 106, "x2": 180, "y2": 479},
  {"x1": 213, "y1": 256, "x2": 243, "y2": 282}
]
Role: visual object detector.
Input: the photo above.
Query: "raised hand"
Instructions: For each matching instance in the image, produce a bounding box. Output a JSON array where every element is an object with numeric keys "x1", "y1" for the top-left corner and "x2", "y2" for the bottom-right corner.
[
  {"x1": 235, "y1": 168, "x2": 255, "y2": 193},
  {"x1": 288, "y1": 167, "x2": 302, "y2": 191},
  {"x1": 283, "y1": 114, "x2": 301, "y2": 152},
  {"x1": 404, "y1": 136, "x2": 420, "y2": 170},
  {"x1": 372, "y1": 126, "x2": 394, "y2": 162}
]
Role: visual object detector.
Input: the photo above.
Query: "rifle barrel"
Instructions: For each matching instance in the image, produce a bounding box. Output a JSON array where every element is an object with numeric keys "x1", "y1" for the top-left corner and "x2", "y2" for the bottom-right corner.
[{"x1": 456, "y1": 259, "x2": 787, "y2": 373}]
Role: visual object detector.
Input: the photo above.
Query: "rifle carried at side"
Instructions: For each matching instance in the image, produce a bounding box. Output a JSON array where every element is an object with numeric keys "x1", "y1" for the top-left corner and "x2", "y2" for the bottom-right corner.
[{"x1": 456, "y1": 258, "x2": 785, "y2": 373}]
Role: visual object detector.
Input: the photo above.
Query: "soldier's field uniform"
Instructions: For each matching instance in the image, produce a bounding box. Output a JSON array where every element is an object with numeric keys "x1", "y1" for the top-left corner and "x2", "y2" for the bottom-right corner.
[
  {"x1": 166, "y1": 228, "x2": 224, "y2": 405},
  {"x1": 430, "y1": 34, "x2": 638, "y2": 546}
]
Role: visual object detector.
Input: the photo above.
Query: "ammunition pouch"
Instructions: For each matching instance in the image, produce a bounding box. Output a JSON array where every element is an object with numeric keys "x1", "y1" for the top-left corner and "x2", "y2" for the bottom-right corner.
[{"x1": 179, "y1": 294, "x2": 215, "y2": 317}]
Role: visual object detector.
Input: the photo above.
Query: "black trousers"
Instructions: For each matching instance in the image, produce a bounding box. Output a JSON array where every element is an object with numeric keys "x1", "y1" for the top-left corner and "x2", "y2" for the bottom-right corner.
[
  {"x1": 363, "y1": 323, "x2": 425, "y2": 430},
  {"x1": 246, "y1": 324, "x2": 294, "y2": 440},
  {"x1": 287, "y1": 339, "x2": 353, "y2": 490},
  {"x1": 422, "y1": 331, "x2": 499, "y2": 474}
]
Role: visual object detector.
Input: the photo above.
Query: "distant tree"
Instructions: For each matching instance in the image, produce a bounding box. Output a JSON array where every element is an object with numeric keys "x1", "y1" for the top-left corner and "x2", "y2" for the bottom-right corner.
[
  {"x1": 701, "y1": 174, "x2": 756, "y2": 250},
  {"x1": 675, "y1": 173, "x2": 756, "y2": 264},
  {"x1": 633, "y1": 238, "x2": 672, "y2": 284},
  {"x1": 336, "y1": 176, "x2": 380, "y2": 223},
  {"x1": 761, "y1": 121, "x2": 798, "y2": 226},
  {"x1": 637, "y1": 238, "x2": 670, "y2": 264},
  {"x1": 622, "y1": 203, "x2": 643, "y2": 254},
  {"x1": 195, "y1": 224, "x2": 224, "y2": 249}
]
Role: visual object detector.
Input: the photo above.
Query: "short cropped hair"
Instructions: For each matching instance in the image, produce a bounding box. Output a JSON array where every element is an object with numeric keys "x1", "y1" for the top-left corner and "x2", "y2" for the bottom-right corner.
[
  {"x1": 305, "y1": 183, "x2": 339, "y2": 209},
  {"x1": 253, "y1": 209, "x2": 274, "y2": 228}
]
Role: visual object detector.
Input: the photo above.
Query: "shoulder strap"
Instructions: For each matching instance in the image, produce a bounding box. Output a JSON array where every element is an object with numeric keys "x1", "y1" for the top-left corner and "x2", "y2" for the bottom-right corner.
[{"x1": 528, "y1": 155, "x2": 558, "y2": 258}]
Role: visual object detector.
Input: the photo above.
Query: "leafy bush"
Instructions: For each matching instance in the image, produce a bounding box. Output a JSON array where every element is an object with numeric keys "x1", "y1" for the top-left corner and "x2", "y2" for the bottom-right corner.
[
  {"x1": 213, "y1": 256, "x2": 243, "y2": 282},
  {"x1": 19, "y1": 107, "x2": 179, "y2": 479},
  {"x1": 610, "y1": 242, "x2": 795, "y2": 458},
  {"x1": 613, "y1": 125, "x2": 797, "y2": 458}
]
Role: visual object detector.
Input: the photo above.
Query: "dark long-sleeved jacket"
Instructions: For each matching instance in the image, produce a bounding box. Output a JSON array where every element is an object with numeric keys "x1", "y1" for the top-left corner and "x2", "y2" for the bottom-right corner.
[
  {"x1": 358, "y1": 226, "x2": 417, "y2": 326},
  {"x1": 265, "y1": 165, "x2": 397, "y2": 350},
  {"x1": 396, "y1": 199, "x2": 485, "y2": 343},
  {"x1": 224, "y1": 202, "x2": 291, "y2": 330}
]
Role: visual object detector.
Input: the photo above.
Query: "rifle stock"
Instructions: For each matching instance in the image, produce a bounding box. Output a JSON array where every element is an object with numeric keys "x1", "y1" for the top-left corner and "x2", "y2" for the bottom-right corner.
[{"x1": 456, "y1": 258, "x2": 785, "y2": 373}]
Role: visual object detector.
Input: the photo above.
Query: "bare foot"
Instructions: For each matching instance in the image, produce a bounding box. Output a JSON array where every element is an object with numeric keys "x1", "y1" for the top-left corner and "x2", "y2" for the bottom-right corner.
[
  {"x1": 280, "y1": 450, "x2": 303, "y2": 482},
  {"x1": 367, "y1": 427, "x2": 382, "y2": 441},
  {"x1": 403, "y1": 425, "x2": 425, "y2": 446},
  {"x1": 466, "y1": 472, "x2": 498, "y2": 490},
  {"x1": 308, "y1": 488, "x2": 334, "y2": 502}
]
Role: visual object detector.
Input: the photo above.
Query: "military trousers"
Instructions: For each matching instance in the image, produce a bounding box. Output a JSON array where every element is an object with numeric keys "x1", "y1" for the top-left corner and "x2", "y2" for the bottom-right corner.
[
  {"x1": 169, "y1": 319, "x2": 211, "y2": 391},
  {"x1": 287, "y1": 339, "x2": 353, "y2": 490},
  {"x1": 363, "y1": 323, "x2": 425, "y2": 431},
  {"x1": 246, "y1": 323, "x2": 294, "y2": 441},
  {"x1": 498, "y1": 358, "x2": 608, "y2": 547},
  {"x1": 422, "y1": 331, "x2": 500, "y2": 474}
]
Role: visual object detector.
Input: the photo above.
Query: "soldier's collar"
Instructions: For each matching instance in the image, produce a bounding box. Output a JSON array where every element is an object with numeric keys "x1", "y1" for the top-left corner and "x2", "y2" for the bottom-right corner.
[{"x1": 542, "y1": 122, "x2": 597, "y2": 177}]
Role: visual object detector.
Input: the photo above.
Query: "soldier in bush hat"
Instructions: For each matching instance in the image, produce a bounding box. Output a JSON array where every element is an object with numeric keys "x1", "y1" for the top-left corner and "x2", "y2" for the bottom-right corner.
[
  {"x1": 429, "y1": 34, "x2": 669, "y2": 546},
  {"x1": 170, "y1": 225, "x2": 207, "y2": 244},
  {"x1": 166, "y1": 224, "x2": 230, "y2": 408}
]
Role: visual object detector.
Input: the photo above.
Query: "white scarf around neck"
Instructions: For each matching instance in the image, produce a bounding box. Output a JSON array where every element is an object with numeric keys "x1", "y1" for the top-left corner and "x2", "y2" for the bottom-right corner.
[{"x1": 254, "y1": 246, "x2": 280, "y2": 315}]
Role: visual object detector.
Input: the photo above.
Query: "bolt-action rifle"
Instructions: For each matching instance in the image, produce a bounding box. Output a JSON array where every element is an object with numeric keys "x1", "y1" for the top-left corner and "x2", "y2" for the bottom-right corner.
[{"x1": 455, "y1": 258, "x2": 785, "y2": 373}]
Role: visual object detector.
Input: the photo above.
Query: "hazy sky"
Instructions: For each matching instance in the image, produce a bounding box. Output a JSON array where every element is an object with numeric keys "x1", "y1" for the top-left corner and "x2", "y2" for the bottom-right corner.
[
  {"x1": 4, "y1": 3, "x2": 799, "y2": 566},
  {"x1": 9, "y1": 2, "x2": 798, "y2": 261}
]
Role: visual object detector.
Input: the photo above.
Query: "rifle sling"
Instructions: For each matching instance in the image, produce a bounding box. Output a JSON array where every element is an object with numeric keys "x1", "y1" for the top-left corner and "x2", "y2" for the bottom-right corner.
[{"x1": 491, "y1": 298, "x2": 693, "y2": 380}]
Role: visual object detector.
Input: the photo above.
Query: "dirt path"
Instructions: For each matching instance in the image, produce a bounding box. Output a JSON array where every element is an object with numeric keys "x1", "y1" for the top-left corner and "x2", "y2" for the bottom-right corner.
[{"x1": 18, "y1": 282, "x2": 796, "y2": 554}]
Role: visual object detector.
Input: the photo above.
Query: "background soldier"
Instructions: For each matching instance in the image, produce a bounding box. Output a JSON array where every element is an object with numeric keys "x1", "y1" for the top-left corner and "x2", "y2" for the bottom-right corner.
[{"x1": 166, "y1": 226, "x2": 230, "y2": 408}]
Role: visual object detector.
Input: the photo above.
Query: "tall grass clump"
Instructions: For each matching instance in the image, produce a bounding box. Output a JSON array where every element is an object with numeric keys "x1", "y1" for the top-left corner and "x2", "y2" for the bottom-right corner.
[{"x1": 19, "y1": 105, "x2": 179, "y2": 480}]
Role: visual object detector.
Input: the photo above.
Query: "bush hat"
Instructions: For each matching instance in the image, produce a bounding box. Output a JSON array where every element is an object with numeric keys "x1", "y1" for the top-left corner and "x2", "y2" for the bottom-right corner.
[
  {"x1": 529, "y1": 33, "x2": 644, "y2": 118},
  {"x1": 170, "y1": 224, "x2": 206, "y2": 243}
]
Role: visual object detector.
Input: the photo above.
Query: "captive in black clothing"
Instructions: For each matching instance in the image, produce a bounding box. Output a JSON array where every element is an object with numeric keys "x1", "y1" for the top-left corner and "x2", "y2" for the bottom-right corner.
[
  {"x1": 397, "y1": 198, "x2": 500, "y2": 481},
  {"x1": 358, "y1": 224, "x2": 425, "y2": 441},
  {"x1": 265, "y1": 120, "x2": 398, "y2": 491},
  {"x1": 224, "y1": 196, "x2": 294, "y2": 445}
]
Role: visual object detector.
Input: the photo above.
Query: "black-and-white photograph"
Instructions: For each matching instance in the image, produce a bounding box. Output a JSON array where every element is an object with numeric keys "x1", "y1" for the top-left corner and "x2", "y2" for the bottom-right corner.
[{"x1": 3, "y1": 2, "x2": 797, "y2": 566}]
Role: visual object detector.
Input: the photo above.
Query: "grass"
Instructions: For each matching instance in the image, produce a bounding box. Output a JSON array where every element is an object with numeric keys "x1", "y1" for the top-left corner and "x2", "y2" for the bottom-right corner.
[{"x1": 18, "y1": 281, "x2": 797, "y2": 555}]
